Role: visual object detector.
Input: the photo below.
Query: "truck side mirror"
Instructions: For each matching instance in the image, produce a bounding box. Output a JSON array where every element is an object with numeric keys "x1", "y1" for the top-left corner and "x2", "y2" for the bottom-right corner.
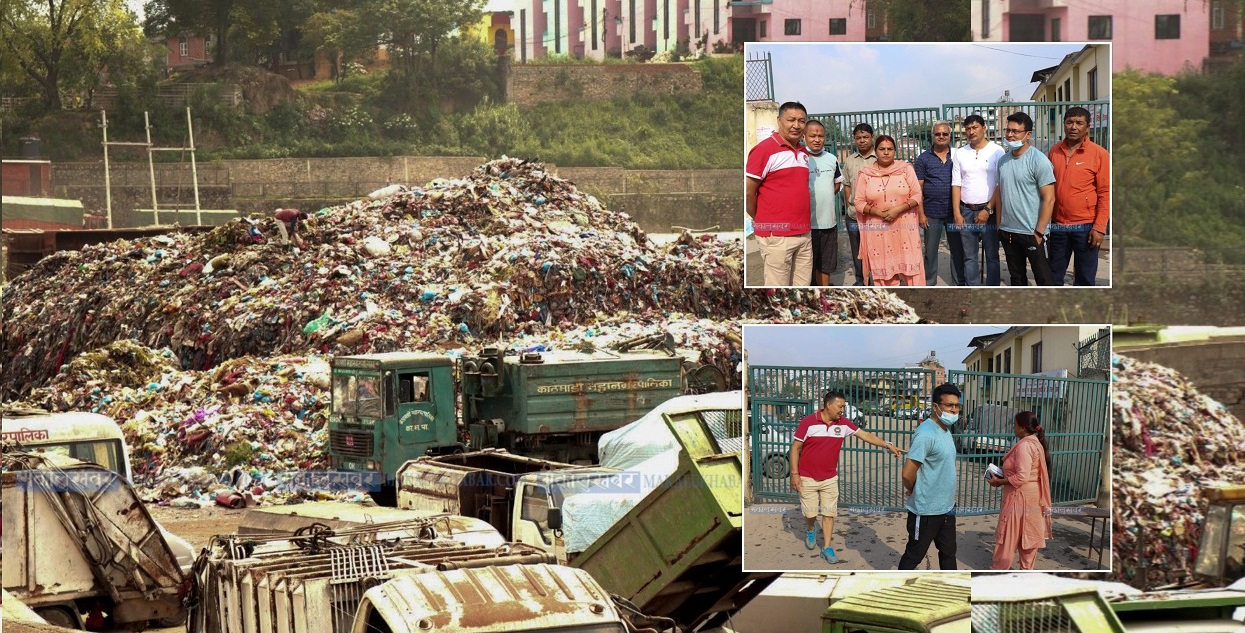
[{"x1": 547, "y1": 507, "x2": 562, "y2": 531}]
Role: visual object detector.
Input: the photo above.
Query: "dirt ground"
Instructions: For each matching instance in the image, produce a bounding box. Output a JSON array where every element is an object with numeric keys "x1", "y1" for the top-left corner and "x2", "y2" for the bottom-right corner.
[{"x1": 148, "y1": 504, "x2": 250, "y2": 551}]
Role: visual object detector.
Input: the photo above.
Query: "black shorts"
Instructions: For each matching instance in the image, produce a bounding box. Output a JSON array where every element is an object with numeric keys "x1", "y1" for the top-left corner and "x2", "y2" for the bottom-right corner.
[{"x1": 811, "y1": 228, "x2": 839, "y2": 274}]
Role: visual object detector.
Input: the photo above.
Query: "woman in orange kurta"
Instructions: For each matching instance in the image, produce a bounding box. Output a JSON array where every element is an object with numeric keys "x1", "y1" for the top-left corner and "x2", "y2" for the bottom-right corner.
[
  {"x1": 988, "y1": 411, "x2": 1053, "y2": 570},
  {"x1": 852, "y1": 135, "x2": 927, "y2": 286}
]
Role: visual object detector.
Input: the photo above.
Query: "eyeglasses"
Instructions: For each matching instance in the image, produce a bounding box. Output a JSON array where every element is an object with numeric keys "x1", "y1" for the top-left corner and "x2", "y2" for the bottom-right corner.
[
  {"x1": 1005, "y1": 128, "x2": 1027, "y2": 136},
  {"x1": 935, "y1": 402, "x2": 961, "y2": 410},
  {"x1": 933, "y1": 133, "x2": 950, "y2": 137}
]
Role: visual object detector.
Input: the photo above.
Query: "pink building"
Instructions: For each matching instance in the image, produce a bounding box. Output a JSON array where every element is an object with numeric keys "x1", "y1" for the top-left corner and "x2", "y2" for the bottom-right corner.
[
  {"x1": 729, "y1": 0, "x2": 867, "y2": 43},
  {"x1": 973, "y1": 0, "x2": 1210, "y2": 75},
  {"x1": 164, "y1": 33, "x2": 211, "y2": 71},
  {"x1": 514, "y1": 0, "x2": 869, "y2": 62}
]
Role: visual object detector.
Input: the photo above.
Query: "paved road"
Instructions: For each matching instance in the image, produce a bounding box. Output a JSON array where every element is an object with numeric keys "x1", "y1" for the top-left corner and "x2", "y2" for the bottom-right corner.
[{"x1": 743, "y1": 501, "x2": 1105, "y2": 572}]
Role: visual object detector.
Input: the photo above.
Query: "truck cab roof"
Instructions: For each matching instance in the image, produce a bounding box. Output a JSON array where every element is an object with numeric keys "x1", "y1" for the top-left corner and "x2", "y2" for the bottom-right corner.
[
  {"x1": 363, "y1": 563, "x2": 626, "y2": 633},
  {"x1": 333, "y1": 352, "x2": 453, "y2": 370},
  {"x1": 822, "y1": 579, "x2": 970, "y2": 633}
]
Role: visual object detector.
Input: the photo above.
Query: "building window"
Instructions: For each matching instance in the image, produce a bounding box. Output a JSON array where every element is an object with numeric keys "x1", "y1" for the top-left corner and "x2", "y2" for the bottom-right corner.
[
  {"x1": 1031, "y1": 342, "x2": 1043, "y2": 373},
  {"x1": 1087, "y1": 15, "x2": 1112, "y2": 39},
  {"x1": 630, "y1": 0, "x2": 636, "y2": 43},
  {"x1": 1057, "y1": 86, "x2": 1063, "y2": 101},
  {"x1": 591, "y1": 0, "x2": 598, "y2": 50},
  {"x1": 1088, "y1": 67, "x2": 1098, "y2": 100},
  {"x1": 785, "y1": 19, "x2": 801, "y2": 36},
  {"x1": 1213, "y1": 1, "x2": 1225, "y2": 30},
  {"x1": 829, "y1": 18, "x2": 846, "y2": 35},
  {"x1": 867, "y1": 10, "x2": 876, "y2": 29},
  {"x1": 1051, "y1": 17, "x2": 1061, "y2": 42},
  {"x1": 179, "y1": 36, "x2": 188, "y2": 57},
  {"x1": 663, "y1": 0, "x2": 670, "y2": 40},
  {"x1": 1156, "y1": 14, "x2": 1180, "y2": 39},
  {"x1": 694, "y1": 0, "x2": 701, "y2": 37},
  {"x1": 1003, "y1": 349, "x2": 1011, "y2": 374},
  {"x1": 1064, "y1": 78, "x2": 1071, "y2": 100},
  {"x1": 981, "y1": 0, "x2": 990, "y2": 38},
  {"x1": 554, "y1": 0, "x2": 562, "y2": 54},
  {"x1": 760, "y1": 19, "x2": 767, "y2": 38},
  {"x1": 714, "y1": 0, "x2": 719, "y2": 34}
]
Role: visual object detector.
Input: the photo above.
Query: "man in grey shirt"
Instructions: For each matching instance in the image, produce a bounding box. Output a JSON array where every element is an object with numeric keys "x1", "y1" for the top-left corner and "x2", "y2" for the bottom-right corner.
[{"x1": 840, "y1": 123, "x2": 877, "y2": 287}]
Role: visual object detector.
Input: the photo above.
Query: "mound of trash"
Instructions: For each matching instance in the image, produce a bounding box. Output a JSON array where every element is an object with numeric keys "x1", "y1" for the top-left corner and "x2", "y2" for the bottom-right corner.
[
  {"x1": 1111, "y1": 354, "x2": 1245, "y2": 589},
  {"x1": 2, "y1": 158, "x2": 917, "y2": 399}
]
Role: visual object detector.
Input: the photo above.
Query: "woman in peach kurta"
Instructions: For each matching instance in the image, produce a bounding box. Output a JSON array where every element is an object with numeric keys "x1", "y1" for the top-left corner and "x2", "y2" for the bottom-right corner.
[
  {"x1": 988, "y1": 411, "x2": 1053, "y2": 570},
  {"x1": 852, "y1": 135, "x2": 926, "y2": 286}
]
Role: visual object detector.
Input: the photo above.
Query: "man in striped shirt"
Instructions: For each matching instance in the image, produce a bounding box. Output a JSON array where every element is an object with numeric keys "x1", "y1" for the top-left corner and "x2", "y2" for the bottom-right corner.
[
  {"x1": 746, "y1": 102, "x2": 813, "y2": 286},
  {"x1": 792, "y1": 390, "x2": 903, "y2": 564}
]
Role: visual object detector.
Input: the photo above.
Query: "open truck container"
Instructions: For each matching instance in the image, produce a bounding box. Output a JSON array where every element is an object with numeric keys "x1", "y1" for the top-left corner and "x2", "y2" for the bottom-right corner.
[{"x1": 2, "y1": 452, "x2": 186, "y2": 628}]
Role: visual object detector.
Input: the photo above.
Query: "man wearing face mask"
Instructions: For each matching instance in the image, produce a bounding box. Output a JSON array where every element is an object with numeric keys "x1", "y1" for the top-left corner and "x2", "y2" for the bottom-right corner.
[
  {"x1": 804, "y1": 120, "x2": 844, "y2": 286},
  {"x1": 898, "y1": 383, "x2": 961, "y2": 570},
  {"x1": 991, "y1": 112, "x2": 1056, "y2": 286}
]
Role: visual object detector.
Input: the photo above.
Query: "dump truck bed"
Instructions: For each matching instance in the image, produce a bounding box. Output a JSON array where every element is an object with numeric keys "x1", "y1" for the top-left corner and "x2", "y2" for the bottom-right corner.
[
  {"x1": 395, "y1": 449, "x2": 589, "y2": 538},
  {"x1": 569, "y1": 410, "x2": 778, "y2": 631}
]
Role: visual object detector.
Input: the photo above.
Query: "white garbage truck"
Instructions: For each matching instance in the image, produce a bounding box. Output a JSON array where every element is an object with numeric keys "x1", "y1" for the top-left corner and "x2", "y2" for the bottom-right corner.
[{"x1": 188, "y1": 518, "x2": 672, "y2": 633}]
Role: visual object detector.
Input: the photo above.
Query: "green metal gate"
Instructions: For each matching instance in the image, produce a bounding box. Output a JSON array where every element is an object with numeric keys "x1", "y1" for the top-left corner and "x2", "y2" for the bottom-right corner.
[
  {"x1": 749, "y1": 366, "x2": 1109, "y2": 515},
  {"x1": 949, "y1": 369, "x2": 1109, "y2": 512},
  {"x1": 749, "y1": 365, "x2": 935, "y2": 509}
]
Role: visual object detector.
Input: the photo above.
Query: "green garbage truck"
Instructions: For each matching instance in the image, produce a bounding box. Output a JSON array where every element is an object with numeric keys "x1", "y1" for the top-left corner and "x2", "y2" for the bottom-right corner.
[{"x1": 327, "y1": 347, "x2": 684, "y2": 497}]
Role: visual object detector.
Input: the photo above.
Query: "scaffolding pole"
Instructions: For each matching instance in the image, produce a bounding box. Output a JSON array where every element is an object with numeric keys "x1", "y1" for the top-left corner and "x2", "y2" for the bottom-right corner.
[
  {"x1": 187, "y1": 107, "x2": 201, "y2": 225},
  {"x1": 101, "y1": 110, "x2": 113, "y2": 229},
  {"x1": 145, "y1": 111, "x2": 159, "y2": 225}
]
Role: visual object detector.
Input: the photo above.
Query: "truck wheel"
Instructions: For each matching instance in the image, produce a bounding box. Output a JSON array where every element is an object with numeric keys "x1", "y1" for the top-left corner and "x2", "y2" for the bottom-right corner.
[
  {"x1": 36, "y1": 606, "x2": 80, "y2": 629},
  {"x1": 762, "y1": 453, "x2": 790, "y2": 480},
  {"x1": 369, "y1": 485, "x2": 396, "y2": 507}
]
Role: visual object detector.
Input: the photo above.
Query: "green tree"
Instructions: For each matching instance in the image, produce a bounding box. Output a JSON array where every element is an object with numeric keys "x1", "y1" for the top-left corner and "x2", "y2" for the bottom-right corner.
[
  {"x1": 1112, "y1": 71, "x2": 1206, "y2": 243},
  {"x1": 0, "y1": 0, "x2": 146, "y2": 108},
  {"x1": 144, "y1": 0, "x2": 293, "y2": 66},
  {"x1": 871, "y1": 0, "x2": 970, "y2": 42},
  {"x1": 367, "y1": 0, "x2": 483, "y2": 82},
  {"x1": 302, "y1": 3, "x2": 375, "y2": 81}
]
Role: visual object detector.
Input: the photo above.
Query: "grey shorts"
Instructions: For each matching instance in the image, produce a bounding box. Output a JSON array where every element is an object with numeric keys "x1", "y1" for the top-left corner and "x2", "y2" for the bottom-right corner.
[{"x1": 811, "y1": 228, "x2": 839, "y2": 275}]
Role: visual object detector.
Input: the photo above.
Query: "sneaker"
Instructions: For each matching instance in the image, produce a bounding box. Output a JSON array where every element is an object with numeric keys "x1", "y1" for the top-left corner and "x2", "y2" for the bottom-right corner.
[
  {"x1": 821, "y1": 547, "x2": 840, "y2": 564},
  {"x1": 805, "y1": 529, "x2": 817, "y2": 550}
]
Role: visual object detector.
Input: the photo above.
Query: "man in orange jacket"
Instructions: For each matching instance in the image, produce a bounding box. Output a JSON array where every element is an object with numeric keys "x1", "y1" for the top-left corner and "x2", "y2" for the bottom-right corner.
[{"x1": 1047, "y1": 107, "x2": 1109, "y2": 286}]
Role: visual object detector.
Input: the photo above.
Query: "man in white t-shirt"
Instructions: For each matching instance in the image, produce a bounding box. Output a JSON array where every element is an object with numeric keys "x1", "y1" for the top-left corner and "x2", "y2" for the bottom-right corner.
[
  {"x1": 951, "y1": 114, "x2": 1005, "y2": 286},
  {"x1": 804, "y1": 120, "x2": 844, "y2": 286}
]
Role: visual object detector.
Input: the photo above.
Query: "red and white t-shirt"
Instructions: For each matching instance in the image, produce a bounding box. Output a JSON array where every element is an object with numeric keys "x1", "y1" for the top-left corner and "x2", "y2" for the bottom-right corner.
[
  {"x1": 793, "y1": 411, "x2": 859, "y2": 481},
  {"x1": 746, "y1": 132, "x2": 811, "y2": 237}
]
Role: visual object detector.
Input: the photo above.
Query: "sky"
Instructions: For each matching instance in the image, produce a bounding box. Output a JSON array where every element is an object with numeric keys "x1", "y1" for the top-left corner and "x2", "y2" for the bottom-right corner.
[
  {"x1": 747, "y1": 43, "x2": 1091, "y2": 114},
  {"x1": 743, "y1": 325, "x2": 1014, "y2": 371}
]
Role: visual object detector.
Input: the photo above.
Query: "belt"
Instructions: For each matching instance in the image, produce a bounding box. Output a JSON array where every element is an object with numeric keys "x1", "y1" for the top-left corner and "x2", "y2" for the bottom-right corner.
[{"x1": 962, "y1": 202, "x2": 989, "y2": 211}]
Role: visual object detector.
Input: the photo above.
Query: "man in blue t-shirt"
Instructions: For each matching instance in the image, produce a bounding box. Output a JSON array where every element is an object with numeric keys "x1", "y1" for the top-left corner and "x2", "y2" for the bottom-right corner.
[
  {"x1": 991, "y1": 112, "x2": 1056, "y2": 286},
  {"x1": 804, "y1": 120, "x2": 844, "y2": 286},
  {"x1": 898, "y1": 383, "x2": 961, "y2": 570}
]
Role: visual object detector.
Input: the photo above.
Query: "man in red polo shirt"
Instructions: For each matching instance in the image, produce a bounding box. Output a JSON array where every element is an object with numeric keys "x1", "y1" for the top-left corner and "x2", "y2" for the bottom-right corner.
[
  {"x1": 791, "y1": 390, "x2": 903, "y2": 564},
  {"x1": 746, "y1": 101, "x2": 812, "y2": 286},
  {"x1": 1047, "y1": 106, "x2": 1109, "y2": 286}
]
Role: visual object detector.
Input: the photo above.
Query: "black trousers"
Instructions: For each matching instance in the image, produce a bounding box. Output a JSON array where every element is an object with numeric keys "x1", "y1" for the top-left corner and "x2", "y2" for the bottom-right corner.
[
  {"x1": 1000, "y1": 231, "x2": 1055, "y2": 286},
  {"x1": 897, "y1": 511, "x2": 957, "y2": 570}
]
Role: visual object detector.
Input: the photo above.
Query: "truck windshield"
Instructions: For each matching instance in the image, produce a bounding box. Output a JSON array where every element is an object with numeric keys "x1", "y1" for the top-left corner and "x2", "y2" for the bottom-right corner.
[
  {"x1": 24, "y1": 440, "x2": 127, "y2": 480},
  {"x1": 333, "y1": 373, "x2": 385, "y2": 418},
  {"x1": 550, "y1": 475, "x2": 629, "y2": 506}
]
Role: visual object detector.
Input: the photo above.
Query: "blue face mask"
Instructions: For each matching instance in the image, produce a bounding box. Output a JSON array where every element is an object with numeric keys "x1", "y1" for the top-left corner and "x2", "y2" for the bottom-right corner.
[
  {"x1": 939, "y1": 410, "x2": 959, "y2": 425},
  {"x1": 1002, "y1": 138, "x2": 1025, "y2": 151}
]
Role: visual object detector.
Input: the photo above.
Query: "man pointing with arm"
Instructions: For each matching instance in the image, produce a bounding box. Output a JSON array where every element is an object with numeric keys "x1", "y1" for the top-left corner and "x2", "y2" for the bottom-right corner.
[{"x1": 792, "y1": 390, "x2": 903, "y2": 565}]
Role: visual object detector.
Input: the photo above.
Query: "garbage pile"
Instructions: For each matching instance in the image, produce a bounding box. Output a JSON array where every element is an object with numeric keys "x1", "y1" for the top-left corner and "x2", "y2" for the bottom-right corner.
[
  {"x1": 1111, "y1": 354, "x2": 1245, "y2": 589},
  {"x1": 1, "y1": 157, "x2": 918, "y2": 399}
]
